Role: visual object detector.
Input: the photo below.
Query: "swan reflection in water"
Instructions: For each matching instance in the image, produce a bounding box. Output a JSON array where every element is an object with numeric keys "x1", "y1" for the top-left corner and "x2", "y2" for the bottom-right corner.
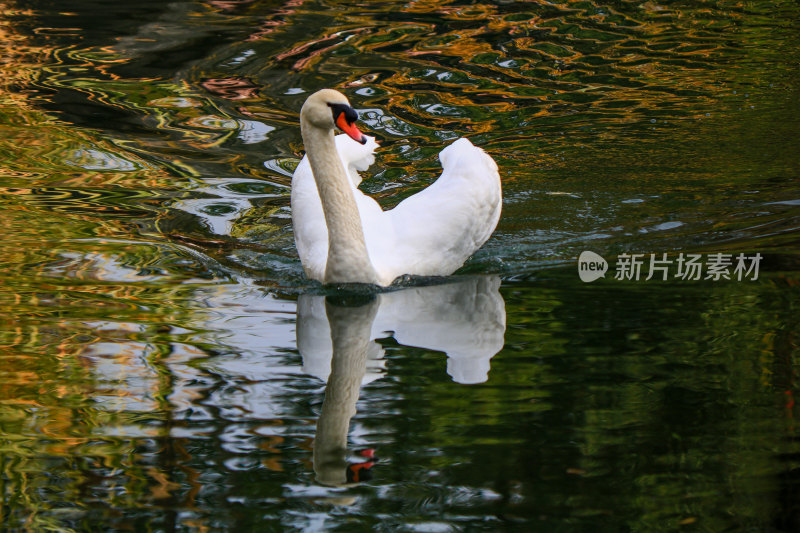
[{"x1": 299, "y1": 276, "x2": 506, "y2": 486}]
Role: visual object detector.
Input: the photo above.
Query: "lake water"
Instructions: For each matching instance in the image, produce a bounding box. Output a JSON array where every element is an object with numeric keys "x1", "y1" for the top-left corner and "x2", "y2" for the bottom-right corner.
[{"x1": 1, "y1": 0, "x2": 799, "y2": 531}]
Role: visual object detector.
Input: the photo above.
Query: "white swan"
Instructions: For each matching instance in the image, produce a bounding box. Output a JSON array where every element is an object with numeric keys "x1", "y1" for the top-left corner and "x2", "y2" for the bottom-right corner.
[{"x1": 292, "y1": 89, "x2": 502, "y2": 286}]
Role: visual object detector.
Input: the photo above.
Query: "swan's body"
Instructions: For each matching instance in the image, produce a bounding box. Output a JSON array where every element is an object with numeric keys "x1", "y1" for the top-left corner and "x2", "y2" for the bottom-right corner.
[{"x1": 292, "y1": 89, "x2": 501, "y2": 286}]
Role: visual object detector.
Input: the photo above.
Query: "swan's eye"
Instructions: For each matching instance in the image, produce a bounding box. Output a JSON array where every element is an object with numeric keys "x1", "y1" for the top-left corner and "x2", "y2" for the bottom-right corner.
[{"x1": 328, "y1": 102, "x2": 358, "y2": 125}]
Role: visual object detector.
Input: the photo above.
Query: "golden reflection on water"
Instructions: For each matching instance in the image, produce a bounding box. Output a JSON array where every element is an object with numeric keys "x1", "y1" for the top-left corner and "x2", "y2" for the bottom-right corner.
[{"x1": 243, "y1": 0, "x2": 740, "y2": 120}]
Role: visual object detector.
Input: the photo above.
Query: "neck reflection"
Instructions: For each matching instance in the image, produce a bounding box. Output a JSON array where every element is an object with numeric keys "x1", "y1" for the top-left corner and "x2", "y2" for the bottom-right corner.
[{"x1": 299, "y1": 276, "x2": 506, "y2": 487}]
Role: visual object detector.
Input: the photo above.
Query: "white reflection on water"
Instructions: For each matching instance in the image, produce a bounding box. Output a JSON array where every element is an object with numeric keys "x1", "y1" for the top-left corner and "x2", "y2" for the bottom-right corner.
[
  {"x1": 237, "y1": 119, "x2": 275, "y2": 144},
  {"x1": 298, "y1": 276, "x2": 506, "y2": 386},
  {"x1": 65, "y1": 147, "x2": 141, "y2": 171},
  {"x1": 307, "y1": 276, "x2": 506, "y2": 486},
  {"x1": 170, "y1": 197, "x2": 252, "y2": 235}
]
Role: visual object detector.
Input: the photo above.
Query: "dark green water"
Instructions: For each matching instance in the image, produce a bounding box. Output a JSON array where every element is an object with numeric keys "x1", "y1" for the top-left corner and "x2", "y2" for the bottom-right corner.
[{"x1": 1, "y1": 0, "x2": 799, "y2": 531}]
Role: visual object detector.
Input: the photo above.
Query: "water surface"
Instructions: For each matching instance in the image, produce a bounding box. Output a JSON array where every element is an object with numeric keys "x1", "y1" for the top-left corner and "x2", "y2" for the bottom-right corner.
[{"x1": 1, "y1": 0, "x2": 799, "y2": 531}]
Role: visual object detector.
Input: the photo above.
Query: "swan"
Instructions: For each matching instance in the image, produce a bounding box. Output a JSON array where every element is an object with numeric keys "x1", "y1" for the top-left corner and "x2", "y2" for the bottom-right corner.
[{"x1": 291, "y1": 88, "x2": 501, "y2": 286}]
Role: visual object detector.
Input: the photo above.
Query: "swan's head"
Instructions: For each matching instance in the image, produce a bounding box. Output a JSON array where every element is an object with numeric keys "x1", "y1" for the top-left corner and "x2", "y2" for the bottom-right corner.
[{"x1": 301, "y1": 89, "x2": 367, "y2": 145}]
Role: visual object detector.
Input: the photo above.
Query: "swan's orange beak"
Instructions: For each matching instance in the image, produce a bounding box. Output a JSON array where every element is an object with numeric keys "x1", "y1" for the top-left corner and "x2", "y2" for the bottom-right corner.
[{"x1": 336, "y1": 112, "x2": 367, "y2": 145}]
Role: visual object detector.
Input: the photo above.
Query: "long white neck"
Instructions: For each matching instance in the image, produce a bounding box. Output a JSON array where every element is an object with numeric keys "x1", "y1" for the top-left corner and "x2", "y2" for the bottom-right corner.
[{"x1": 301, "y1": 122, "x2": 379, "y2": 284}]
